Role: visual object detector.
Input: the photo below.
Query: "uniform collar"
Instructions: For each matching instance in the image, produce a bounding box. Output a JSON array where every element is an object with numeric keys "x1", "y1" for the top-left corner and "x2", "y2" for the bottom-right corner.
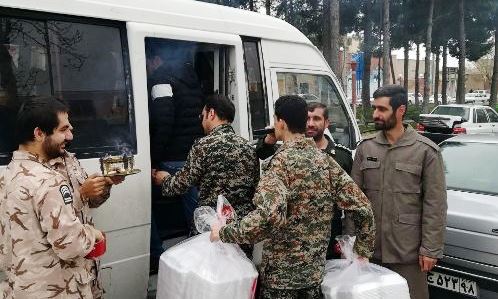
[
  {"x1": 209, "y1": 123, "x2": 234, "y2": 136},
  {"x1": 47, "y1": 151, "x2": 72, "y2": 168},
  {"x1": 12, "y1": 150, "x2": 45, "y2": 164},
  {"x1": 324, "y1": 134, "x2": 336, "y2": 153},
  {"x1": 279, "y1": 135, "x2": 315, "y2": 151},
  {"x1": 374, "y1": 125, "x2": 417, "y2": 147}
]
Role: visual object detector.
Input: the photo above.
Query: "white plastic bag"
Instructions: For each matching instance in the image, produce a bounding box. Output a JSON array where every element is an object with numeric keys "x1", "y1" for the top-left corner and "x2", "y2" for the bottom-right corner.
[
  {"x1": 157, "y1": 195, "x2": 258, "y2": 299},
  {"x1": 321, "y1": 235, "x2": 410, "y2": 299}
]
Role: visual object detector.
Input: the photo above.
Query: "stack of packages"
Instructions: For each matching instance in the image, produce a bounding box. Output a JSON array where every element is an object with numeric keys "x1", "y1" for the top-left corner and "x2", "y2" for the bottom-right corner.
[
  {"x1": 157, "y1": 196, "x2": 258, "y2": 299},
  {"x1": 321, "y1": 236, "x2": 410, "y2": 299}
]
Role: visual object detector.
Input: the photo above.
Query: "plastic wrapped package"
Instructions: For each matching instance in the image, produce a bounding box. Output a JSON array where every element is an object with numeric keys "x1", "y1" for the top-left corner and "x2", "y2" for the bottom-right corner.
[
  {"x1": 321, "y1": 236, "x2": 410, "y2": 299},
  {"x1": 157, "y1": 196, "x2": 258, "y2": 299}
]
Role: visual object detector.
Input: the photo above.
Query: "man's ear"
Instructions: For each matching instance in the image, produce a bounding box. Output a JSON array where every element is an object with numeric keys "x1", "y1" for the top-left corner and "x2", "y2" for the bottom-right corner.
[
  {"x1": 33, "y1": 127, "x2": 46, "y2": 142},
  {"x1": 397, "y1": 105, "x2": 406, "y2": 118}
]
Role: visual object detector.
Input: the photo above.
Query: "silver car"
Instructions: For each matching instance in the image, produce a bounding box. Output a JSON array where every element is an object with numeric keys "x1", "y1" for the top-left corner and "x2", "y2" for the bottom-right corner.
[{"x1": 429, "y1": 134, "x2": 498, "y2": 299}]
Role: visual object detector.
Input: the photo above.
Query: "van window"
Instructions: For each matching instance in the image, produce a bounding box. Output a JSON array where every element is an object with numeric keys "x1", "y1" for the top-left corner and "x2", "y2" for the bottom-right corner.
[
  {"x1": 242, "y1": 39, "x2": 268, "y2": 132},
  {"x1": 276, "y1": 72, "x2": 355, "y2": 148},
  {"x1": 0, "y1": 14, "x2": 135, "y2": 164},
  {"x1": 485, "y1": 108, "x2": 498, "y2": 123}
]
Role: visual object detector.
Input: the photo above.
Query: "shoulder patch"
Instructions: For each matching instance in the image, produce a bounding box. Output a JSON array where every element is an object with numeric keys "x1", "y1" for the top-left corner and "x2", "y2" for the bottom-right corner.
[
  {"x1": 416, "y1": 134, "x2": 440, "y2": 151},
  {"x1": 59, "y1": 185, "x2": 73, "y2": 205},
  {"x1": 151, "y1": 84, "x2": 173, "y2": 101}
]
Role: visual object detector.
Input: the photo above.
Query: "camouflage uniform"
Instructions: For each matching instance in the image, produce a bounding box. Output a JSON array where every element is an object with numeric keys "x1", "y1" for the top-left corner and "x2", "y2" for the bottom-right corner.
[
  {"x1": 161, "y1": 124, "x2": 259, "y2": 231},
  {"x1": 256, "y1": 135, "x2": 353, "y2": 259},
  {"x1": 219, "y1": 137, "x2": 375, "y2": 299},
  {"x1": 0, "y1": 150, "x2": 97, "y2": 298},
  {"x1": 48, "y1": 151, "x2": 111, "y2": 298}
]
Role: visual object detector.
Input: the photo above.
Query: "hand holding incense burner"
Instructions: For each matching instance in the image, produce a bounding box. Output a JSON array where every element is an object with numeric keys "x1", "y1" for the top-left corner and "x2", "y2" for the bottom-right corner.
[{"x1": 99, "y1": 154, "x2": 141, "y2": 177}]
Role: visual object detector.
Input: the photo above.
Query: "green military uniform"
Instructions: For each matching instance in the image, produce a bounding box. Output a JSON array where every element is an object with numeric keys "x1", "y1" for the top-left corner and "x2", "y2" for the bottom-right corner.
[
  {"x1": 348, "y1": 126, "x2": 447, "y2": 299},
  {"x1": 220, "y1": 137, "x2": 375, "y2": 299},
  {"x1": 161, "y1": 124, "x2": 259, "y2": 234},
  {"x1": 256, "y1": 135, "x2": 353, "y2": 259}
]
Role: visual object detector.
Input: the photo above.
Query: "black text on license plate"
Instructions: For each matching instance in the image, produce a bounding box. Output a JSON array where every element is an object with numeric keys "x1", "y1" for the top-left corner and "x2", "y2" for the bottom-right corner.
[{"x1": 428, "y1": 271, "x2": 478, "y2": 298}]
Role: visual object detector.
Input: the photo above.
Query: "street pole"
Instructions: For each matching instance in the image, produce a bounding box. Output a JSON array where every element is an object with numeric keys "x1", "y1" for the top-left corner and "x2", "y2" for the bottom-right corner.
[{"x1": 351, "y1": 60, "x2": 358, "y2": 120}]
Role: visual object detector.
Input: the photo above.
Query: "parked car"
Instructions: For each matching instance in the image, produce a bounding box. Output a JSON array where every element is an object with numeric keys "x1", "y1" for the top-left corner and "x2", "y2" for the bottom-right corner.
[
  {"x1": 429, "y1": 134, "x2": 498, "y2": 299},
  {"x1": 465, "y1": 92, "x2": 490, "y2": 105},
  {"x1": 408, "y1": 92, "x2": 422, "y2": 104},
  {"x1": 417, "y1": 104, "x2": 498, "y2": 143}
]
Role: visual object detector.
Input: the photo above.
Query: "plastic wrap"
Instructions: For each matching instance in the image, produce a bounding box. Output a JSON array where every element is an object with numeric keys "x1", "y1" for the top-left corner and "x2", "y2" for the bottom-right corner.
[
  {"x1": 157, "y1": 195, "x2": 258, "y2": 299},
  {"x1": 321, "y1": 235, "x2": 410, "y2": 299}
]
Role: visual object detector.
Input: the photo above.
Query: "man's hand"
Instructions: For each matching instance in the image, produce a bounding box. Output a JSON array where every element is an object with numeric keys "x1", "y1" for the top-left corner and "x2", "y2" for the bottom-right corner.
[
  {"x1": 93, "y1": 228, "x2": 104, "y2": 242},
  {"x1": 80, "y1": 174, "x2": 109, "y2": 200},
  {"x1": 419, "y1": 255, "x2": 437, "y2": 272},
  {"x1": 264, "y1": 126, "x2": 277, "y2": 145},
  {"x1": 210, "y1": 222, "x2": 221, "y2": 242},
  {"x1": 151, "y1": 169, "x2": 170, "y2": 186},
  {"x1": 106, "y1": 175, "x2": 125, "y2": 185},
  {"x1": 357, "y1": 256, "x2": 369, "y2": 265}
]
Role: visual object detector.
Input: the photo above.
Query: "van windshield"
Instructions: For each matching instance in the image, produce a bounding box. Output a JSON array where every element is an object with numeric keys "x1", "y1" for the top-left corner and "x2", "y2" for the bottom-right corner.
[
  {"x1": 441, "y1": 141, "x2": 498, "y2": 195},
  {"x1": 432, "y1": 106, "x2": 470, "y2": 120}
]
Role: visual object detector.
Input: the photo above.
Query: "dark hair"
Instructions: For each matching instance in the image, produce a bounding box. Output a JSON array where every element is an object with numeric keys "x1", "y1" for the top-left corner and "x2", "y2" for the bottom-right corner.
[
  {"x1": 16, "y1": 96, "x2": 69, "y2": 145},
  {"x1": 274, "y1": 95, "x2": 307, "y2": 134},
  {"x1": 373, "y1": 85, "x2": 408, "y2": 115},
  {"x1": 205, "y1": 94, "x2": 235, "y2": 123},
  {"x1": 307, "y1": 101, "x2": 329, "y2": 120}
]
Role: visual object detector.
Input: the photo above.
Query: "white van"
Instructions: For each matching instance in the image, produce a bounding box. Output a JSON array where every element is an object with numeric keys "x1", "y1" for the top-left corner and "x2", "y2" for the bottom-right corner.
[{"x1": 0, "y1": 1, "x2": 360, "y2": 297}]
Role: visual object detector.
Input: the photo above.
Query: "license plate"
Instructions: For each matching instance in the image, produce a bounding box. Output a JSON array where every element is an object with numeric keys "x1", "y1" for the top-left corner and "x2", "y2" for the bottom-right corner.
[{"x1": 428, "y1": 271, "x2": 479, "y2": 298}]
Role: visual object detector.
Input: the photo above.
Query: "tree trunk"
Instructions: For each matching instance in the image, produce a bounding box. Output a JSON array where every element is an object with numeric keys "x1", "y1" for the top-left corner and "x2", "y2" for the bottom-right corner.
[
  {"x1": 323, "y1": 0, "x2": 340, "y2": 77},
  {"x1": 490, "y1": 19, "x2": 498, "y2": 108},
  {"x1": 422, "y1": 0, "x2": 434, "y2": 113},
  {"x1": 404, "y1": 42, "x2": 409, "y2": 90},
  {"x1": 331, "y1": 0, "x2": 340, "y2": 77},
  {"x1": 390, "y1": 50, "x2": 395, "y2": 84},
  {"x1": 382, "y1": 0, "x2": 390, "y2": 85},
  {"x1": 361, "y1": 7, "x2": 373, "y2": 111},
  {"x1": 377, "y1": 57, "x2": 381, "y2": 88},
  {"x1": 434, "y1": 48, "x2": 440, "y2": 105},
  {"x1": 266, "y1": 0, "x2": 271, "y2": 15},
  {"x1": 456, "y1": 0, "x2": 466, "y2": 104},
  {"x1": 248, "y1": 0, "x2": 254, "y2": 11},
  {"x1": 415, "y1": 43, "x2": 420, "y2": 106},
  {"x1": 323, "y1": 0, "x2": 331, "y2": 65},
  {"x1": 442, "y1": 44, "x2": 448, "y2": 105}
]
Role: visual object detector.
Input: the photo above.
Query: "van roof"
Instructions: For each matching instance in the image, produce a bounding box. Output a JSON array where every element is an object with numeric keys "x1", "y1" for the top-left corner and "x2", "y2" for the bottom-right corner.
[{"x1": 2, "y1": 0, "x2": 313, "y2": 45}]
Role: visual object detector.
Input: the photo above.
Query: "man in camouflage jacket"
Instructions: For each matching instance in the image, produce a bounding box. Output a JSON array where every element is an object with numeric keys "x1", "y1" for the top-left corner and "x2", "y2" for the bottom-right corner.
[
  {"x1": 0, "y1": 97, "x2": 106, "y2": 298},
  {"x1": 211, "y1": 96, "x2": 375, "y2": 299},
  {"x1": 256, "y1": 101, "x2": 353, "y2": 259},
  {"x1": 152, "y1": 95, "x2": 259, "y2": 235}
]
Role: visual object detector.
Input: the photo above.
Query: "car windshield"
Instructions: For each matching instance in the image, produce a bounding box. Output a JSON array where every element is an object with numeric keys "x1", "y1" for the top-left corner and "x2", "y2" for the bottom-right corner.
[
  {"x1": 431, "y1": 106, "x2": 470, "y2": 120},
  {"x1": 441, "y1": 141, "x2": 498, "y2": 195}
]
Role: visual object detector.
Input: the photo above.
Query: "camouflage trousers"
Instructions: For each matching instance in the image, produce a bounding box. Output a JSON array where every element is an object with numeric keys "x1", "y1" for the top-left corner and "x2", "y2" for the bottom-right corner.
[{"x1": 259, "y1": 285, "x2": 323, "y2": 299}]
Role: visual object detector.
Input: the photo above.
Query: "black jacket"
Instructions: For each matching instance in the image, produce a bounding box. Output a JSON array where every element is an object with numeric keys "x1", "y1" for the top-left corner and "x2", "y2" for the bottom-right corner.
[{"x1": 148, "y1": 62, "x2": 204, "y2": 166}]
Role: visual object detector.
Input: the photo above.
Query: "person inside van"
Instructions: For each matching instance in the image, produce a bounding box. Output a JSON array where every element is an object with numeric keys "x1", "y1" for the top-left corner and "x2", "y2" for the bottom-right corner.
[
  {"x1": 146, "y1": 40, "x2": 204, "y2": 273},
  {"x1": 151, "y1": 94, "x2": 259, "y2": 257}
]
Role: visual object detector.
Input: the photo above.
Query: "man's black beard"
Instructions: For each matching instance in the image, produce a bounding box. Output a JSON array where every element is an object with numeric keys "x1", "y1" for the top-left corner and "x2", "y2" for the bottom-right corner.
[
  {"x1": 42, "y1": 137, "x2": 65, "y2": 160},
  {"x1": 374, "y1": 113, "x2": 397, "y2": 130}
]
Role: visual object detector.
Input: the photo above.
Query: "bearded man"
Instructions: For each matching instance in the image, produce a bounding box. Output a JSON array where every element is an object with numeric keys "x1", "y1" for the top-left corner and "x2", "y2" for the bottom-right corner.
[{"x1": 346, "y1": 85, "x2": 447, "y2": 299}]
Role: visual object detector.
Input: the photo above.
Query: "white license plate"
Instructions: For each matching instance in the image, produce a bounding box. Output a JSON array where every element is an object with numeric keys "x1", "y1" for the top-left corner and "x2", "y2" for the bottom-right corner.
[{"x1": 428, "y1": 271, "x2": 479, "y2": 298}]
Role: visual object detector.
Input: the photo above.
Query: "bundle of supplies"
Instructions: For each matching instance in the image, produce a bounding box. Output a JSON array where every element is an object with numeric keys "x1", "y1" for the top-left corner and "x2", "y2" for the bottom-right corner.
[
  {"x1": 321, "y1": 235, "x2": 410, "y2": 299},
  {"x1": 157, "y1": 195, "x2": 258, "y2": 299}
]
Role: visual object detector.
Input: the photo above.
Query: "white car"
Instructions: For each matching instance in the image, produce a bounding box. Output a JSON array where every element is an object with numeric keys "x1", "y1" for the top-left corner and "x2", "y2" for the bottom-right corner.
[
  {"x1": 465, "y1": 92, "x2": 490, "y2": 105},
  {"x1": 429, "y1": 134, "x2": 498, "y2": 299},
  {"x1": 417, "y1": 105, "x2": 498, "y2": 142}
]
